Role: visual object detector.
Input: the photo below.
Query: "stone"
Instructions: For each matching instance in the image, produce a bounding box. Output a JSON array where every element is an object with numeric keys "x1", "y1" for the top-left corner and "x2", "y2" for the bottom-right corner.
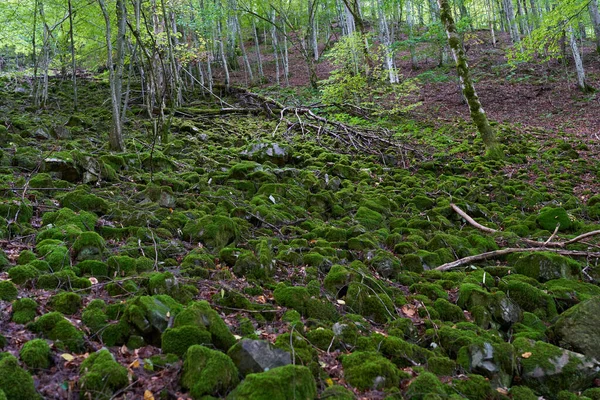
[
  {"x1": 227, "y1": 339, "x2": 292, "y2": 376},
  {"x1": 241, "y1": 142, "x2": 291, "y2": 166},
  {"x1": 227, "y1": 364, "x2": 316, "y2": 400},
  {"x1": 552, "y1": 297, "x2": 600, "y2": 360}
]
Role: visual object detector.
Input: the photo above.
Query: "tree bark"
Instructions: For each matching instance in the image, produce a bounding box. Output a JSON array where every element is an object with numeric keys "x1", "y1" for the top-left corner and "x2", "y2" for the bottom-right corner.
[
  {"x1": 98, "y1": 0, "x2": 125, "y2": 152},
  {"x1": 567, "y1": 25, "x2": 593, "y2": 93},
  {"x1": 438, "y1": 0, "x2": 502, "y2": 159},
  {"x1": 589, "y1": 0, "x2": 600, "y2": 54},
  {"x1": 502, "y1": 0, "x2": 520, "y2": 43}
]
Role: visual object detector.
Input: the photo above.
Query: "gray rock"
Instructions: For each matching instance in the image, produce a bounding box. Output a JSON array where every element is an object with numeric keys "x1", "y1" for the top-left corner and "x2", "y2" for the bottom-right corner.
[
  {"x1": 459, "y1": 342, "x2": 515, "y2": 388},
  {"x1": 42, "y1": 157, "x2": 81, "y2": 182},
  {"x1": 241, "y1": 142, "x2": 291, "y2": 166},
  {"x1": 552, "y1": 297, "x2": 600, "y2": 360},
  {"x1": 227, "y1": 339, "x2": 291, "y2": 376},
  {"x1": 52, "y1": 125, "x2": 72, "y2": 140},
  {"x1": 33, "y1": 127, "x2": 51, "y2": 140}
]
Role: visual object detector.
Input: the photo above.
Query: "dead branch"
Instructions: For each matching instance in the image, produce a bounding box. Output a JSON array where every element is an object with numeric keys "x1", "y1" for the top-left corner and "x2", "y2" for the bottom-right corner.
[
  {"x1": 435, "y1": 247, "x2": 600, "y2": 271},
  {"x1": 451, "y1": 203, "x2": 600, "y2": 248}
]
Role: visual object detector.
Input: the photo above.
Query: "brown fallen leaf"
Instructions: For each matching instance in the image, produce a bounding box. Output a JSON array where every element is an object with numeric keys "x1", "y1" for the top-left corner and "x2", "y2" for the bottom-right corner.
[
  {"x1": 521, "y1": 352, "x2": 532, "y2": 358},
  {"x1": 144, "y1": 390, "x2": 155, "y2": 400}
]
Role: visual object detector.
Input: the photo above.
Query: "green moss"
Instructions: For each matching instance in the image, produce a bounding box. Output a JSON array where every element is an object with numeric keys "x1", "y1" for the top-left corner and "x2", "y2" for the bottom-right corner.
[
  {"x1": 182, "y1": 215, "x2": 240, "y2": 251},
  {"x1": 107, "y1": 255, "x2": 137, "y2": 276},
  {"x1": 306, "y1": 328, "x2": 337, "y2": 350},
  {"x1": 410, "y1": 282, "x2": 448, "y2": 301},
  {"x1": 36, "y1": 269, "x2": 91, "y2": 290},
  {"x1": 20, "y1": 339, "x2": 51, "y2": 370},
  {"x1": 448, "y1": 374, "x2": 497, "y2": 400},
  {"x1": 82, "y1": 307, "x2": 109, "y2": 334},
  {"x1": 12, "y1": 298, "x2": 38, "y2": 324},
  {"x1": 8, "y1": 265, "x2": 40, "y2": 285},
  {"x1": 77, "y1": 260, "x2": 108, "y2": 278},
  {"x1": 72, "y1": 231, "x2": 105, "y2": 261},
  {"x1": 79, "y1": 349, "x2": 128, "y2": 400},
  {"x1": 321, "y1": 385, "x2": 356, "y2": 400},
  {"x1": 404, "y1": 372, "x2": 446, "y2": 399},
  {"x1": 17, "y1": 250, "x2": 36, "y2": 265},
  {"x1": 60, "y1": 189, "x2": 108, "y2": 214},
  {"x1": 342, "y1": 351, "x2": 403, "y2": 390},
  {"x1": 49, "y1": 291, "x2": 82, "y2": 315},
  {"x1": 509, "y1": 386, "x2": 539, "y2": 400},
  {"x1": 181, "y1": 345, "x2": 239, "y2": 399},
  {"x1": 345, "y1": 282, "x2": 395, "y2": 323},
  {"x1": 173, "y1": 301, "x2": 236, "y2": 352},
  {"x1": 227, "y1": 364, "x2": 316, "y2": 400},
  {"x1": 380, "y1": 335, "x2": 434, "y2": 368},
  {"x1": 28, "y1": 312, "x2": 85, "y2": 352},
  {"x1": 433, "y1": 298, "x2": 465, "y2": 322},
  {"x1": 101, "y1": 320, "x2": 131, "y2": 346},
  {"x1": 35, "y1": 240, "x2": 70, "y2": 270},
  {"x1": 0, "y1": 354, "x2": 40, "y2": 400},
  {"x1": 324, "y1": 265, "x2": 355, "y2": 295},
  {"x1": 427, "y1": 356, "x2": 456, "y2": 376},
  {"x1": 273, "y1": 285, "x2": 310, "y2": 313},
  {"x1": 512, "y1": 252, "x2": 581, "y2": 282},
  {"x1": 0, "y1": 280, "x2": 18, "y2": 301},
  {"x1": 162, "y1": 325, "x2": 212, "y2": 357},
  {"x1": 536, "y1": 207, "x2": 572, "y2": 231},
  {"x1": 355, "y1": 207, "x2": 384, "y2": 230}
]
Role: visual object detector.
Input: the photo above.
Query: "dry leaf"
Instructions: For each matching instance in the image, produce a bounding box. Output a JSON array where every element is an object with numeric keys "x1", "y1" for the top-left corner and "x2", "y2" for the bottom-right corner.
[
  {"x1": 89, "y1": 277, "x2": 98, "y2": 285},
  {"x1": 61, "y1": 353, "x2": 75, "y2": 362},
  {"x1": 144, "y1": 390, "x2": 155, "y2": 400},
  {"x1": 521, "y1": 352, "x2": 532, "y2": 359},
  {"x1": 496, "y1": 387, "x2": 509, "y2": 395},
  {"x1": 129, "y1": 359, "x2": 141, "y2": 368},
  {"x1": 401, "y1": 305, "x2": 416, "y2": 317},
  {"x1": 336, "y1": 299, "x2": 346, "y2": 305},
  {"x1": 325, "y1": 377, "x2": 334, "y2": 387}
]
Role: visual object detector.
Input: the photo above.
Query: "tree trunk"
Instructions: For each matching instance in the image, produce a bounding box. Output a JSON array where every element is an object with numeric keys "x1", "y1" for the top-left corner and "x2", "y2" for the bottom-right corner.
[
  {"x1": 567, "y1": 25, "x2": 594, "y2": 93},
  {"x1": 98, "y1": 0, "x2": 125, "y2": 152},
  {"x1": 68, "y1": 0, "x2": 77, "y2": 111},
  {"x1": 252, "y1": 20, "x2": 264, "y2": 78},
  {"x1": 502, "y1": 0, "x2": 520, "y2": 43},
  {"x1": 377, "y1": 0, "x2": 398, "y2": 83},
  {"x1": 438, "y1": 0, "x2": 502, "y2": 159},
  {"x1": 589, "y1": 0, "x2": 600, "y2": 54}
]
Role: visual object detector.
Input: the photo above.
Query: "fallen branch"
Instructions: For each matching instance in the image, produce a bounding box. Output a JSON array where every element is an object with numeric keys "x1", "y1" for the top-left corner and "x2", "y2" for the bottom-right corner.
[
  {"x1": 451, "y1": 203, "x2": 600, "y2": 248},
  {"x1": 436, "y1": 247, "x2": 600, "y2": 271}
]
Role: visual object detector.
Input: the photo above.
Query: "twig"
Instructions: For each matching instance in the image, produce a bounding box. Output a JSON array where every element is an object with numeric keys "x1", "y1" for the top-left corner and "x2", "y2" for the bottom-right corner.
[
  {"x1": 451, "y1": 203, "x2": 497, "y2": 233},
  {"x1": 544, "y1": 223, "x2": 560, "y2": 245}
]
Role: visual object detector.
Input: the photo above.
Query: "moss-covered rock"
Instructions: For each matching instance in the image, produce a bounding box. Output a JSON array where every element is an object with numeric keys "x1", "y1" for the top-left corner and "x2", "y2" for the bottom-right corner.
[
  {"x1": 512, "y1": 252, "x2": 581, "y2": 282},
  {"x1": 447, "y1": 374, "x2": 498, "y2": 400},
  {"x1": 72, "y1": 231, "x2": 105, "y2": 261},
  {"x1": 162, "y1": 325, "x2": 212, "y2": 357},
  {"x1": 342, "y1": 351, "x2": 404, "y2": 390},
  {"x1": 457, "y1": 341, "x2": 515, "y2": 388},
  {"x1": 404, "y1": 371, "x2": 446, "y2": 399},
  {"x1": 12, "y1": 298, "x2": 38, "y2": 324},
  {"x1": 8, "y1": 265, "x2": 40, "y2": 285},
  {"x1": 20, "y1": 339, "x2": 51, "y2": 370},
  {"x1": 513, "y1": 337, "x2": 600, "y2": 397},
  {"x1": 227, "y1": 364, "x2": 316, "y2": 400},
  {"x1": 79, "y1": 349, "x2": 128, "y2": 400},
  {"x1": 0, "y1": 354, "x2": 40, "y2": 400},
  {"x1": 49, "y1": 291, "x2": 82, "y2": 315},
  {"x1": 181, "y1": 345, "x2": 240, "y2": 399},
  {"x1": 183, "y1": 215, "x2": 240, "y2": 251},
  {"x1": 173, "y1": 300, "x2": 236, "y2": 352},
  {"x1": 536, "y1": 207, "x2": 573, "y2": 232},
  {"x1": 355, "y1": 207, "x2": 384, "y2": 230},
  {"x1": 28, "y1": 312, "x2": 85, "y2": 352},
  {"x1": 551, "y1": 297, "x2": 600, "y2": 360},
  {"x1": 321, "y1": 385, "x2": 356, "y2": 400},
  {"x1": 123, "y1": 295, "x2": 183, "y2": 345},
  {"x1": 345, "y1": 282, "x2": 395, "y2": 323},
  {"x1": 0, "y1": 280, "x2": 18, "y2": 301}
]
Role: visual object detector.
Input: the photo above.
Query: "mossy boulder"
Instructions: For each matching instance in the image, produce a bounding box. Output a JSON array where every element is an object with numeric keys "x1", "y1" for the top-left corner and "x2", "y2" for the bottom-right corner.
[
  {"x1": 20, "y1": 339, "x2": 51, "y2": 370},
  {"x1": 0, "y1": 280, "x2": 18, "y2": 301},
  {"x1": 173, "y1": 300, "x2": 236, "y2": 352},
  {"x1": 458, "y1": 283, "x2": 522, "y2": 328},
  {"x1": 321, "y1": 385, "x2": 356, "y2": 400},
  {"x1": 457, "y1": 341, "x2": 515, "y2": 388},
  {"x1": 345, "y1": 282, "x2": 395, "y2": 323},
  {"x1": 404, "y1": 371, "x2": 446, "y2": 399},
  {"x1": 227, "y1": 364, "x2": 316, "y2": 400},
  {"x1": 512, "y1": 252, "x2": 581, "y2": 282},
  {"x1": 73, "y1": 231, "x2": 106, "y2": 261},
  {"x1": 8, "y1": 264, "x2": 40, "y2": 285},
  {"x1": 161, "y1": 325, "x2": 212, "y2": 357},
  {"x1": 79, "y1": 349, "x2": 128, "y2": 400},
  {"x1": 447, "y1": 374, "x2": 498, "y2": 400},
  {"x1": 514, "y1": 337, "x2": 600, "y2": 397},
  {"x1": 380, "y1": 335, "x2": 434, "y2": 368},
  {"x1": 501, "y1": 279, "x2": 558, "y2": 320},
  {"x1": 49, "y1": 291, "x2": 82, "y2": 315},
  {"x1": 551, "y1": 297, "x2": 600, "y2": 360},
  {"x1": 536, "y1": 207, "x2": 573, "y2": 232},
  {"x1": 28, "y1": 312, "x2": 85, "y2": 352},
  {"x1": 355, "y1": 207, "x2": 384, "y2": 230},
  {"x1": 342, "y1": 351, "x2": 404, "y2": 390},
  {"x1": 181, "y1": 345, "x2": 240, "y2": 399},
  {"x1": 227, "y1": 339, "x2": 292, "y2": 376},
  {"x1": 124, "y1": 295, "x2": 183, "y2": 345},
  {"x1": 0, "y1": 354, "x2": 40, "y2": 400},
  {"x1": 59, "y1": 189, "x2": 109, "y2": 215},
  {"x1": 12, "y1": 298, "x2": 38, "y2": 324},
  {"x1": 183, "y1": 215, "x2": 240, "y2": 251}
]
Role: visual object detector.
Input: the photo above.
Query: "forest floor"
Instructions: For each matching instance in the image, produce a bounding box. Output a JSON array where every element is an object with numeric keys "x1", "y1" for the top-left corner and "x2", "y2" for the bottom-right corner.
[{"x1": 1, "y1": 30, "x2": 600, "y2": 400}]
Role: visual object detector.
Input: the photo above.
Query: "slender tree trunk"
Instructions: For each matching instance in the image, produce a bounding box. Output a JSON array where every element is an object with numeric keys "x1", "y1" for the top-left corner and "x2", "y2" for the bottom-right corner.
[
  {"x1": 271, "y1": 12, "x2": 280, "y2": 86},
  {"x1": 252, "y1": 20, "x2": 264, "y2": 78},
  {"x1": 589, "y1": 0, "x2": 600, "y2": 54},
  {"x1": 502, "y1": 0, "x2": 520, "y2": 43},
  {"x1": 98, "y1": 0, "x2": 125, "y2": 152},
  {"x1": 406, "y1": 0, "x2": 418, "y2": 69},
  {"x1": 377, "y1": 0, "x2": 398, "y2": 83},
  {"x1": 438, "y1": 0, "x2": 502, "y2": 159},
  {"x1": 217, "y1": 22, "x2": 230, "y2": 86},
  {"x1": 68, "y1": 0, "x2": 77, "y2": 111},
  {"x1": 567, "y1": 25, "x2": 593, "y2": 93},
  {"x1": 486, "y1": 0, "x2": 497, "y2": 47}
]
